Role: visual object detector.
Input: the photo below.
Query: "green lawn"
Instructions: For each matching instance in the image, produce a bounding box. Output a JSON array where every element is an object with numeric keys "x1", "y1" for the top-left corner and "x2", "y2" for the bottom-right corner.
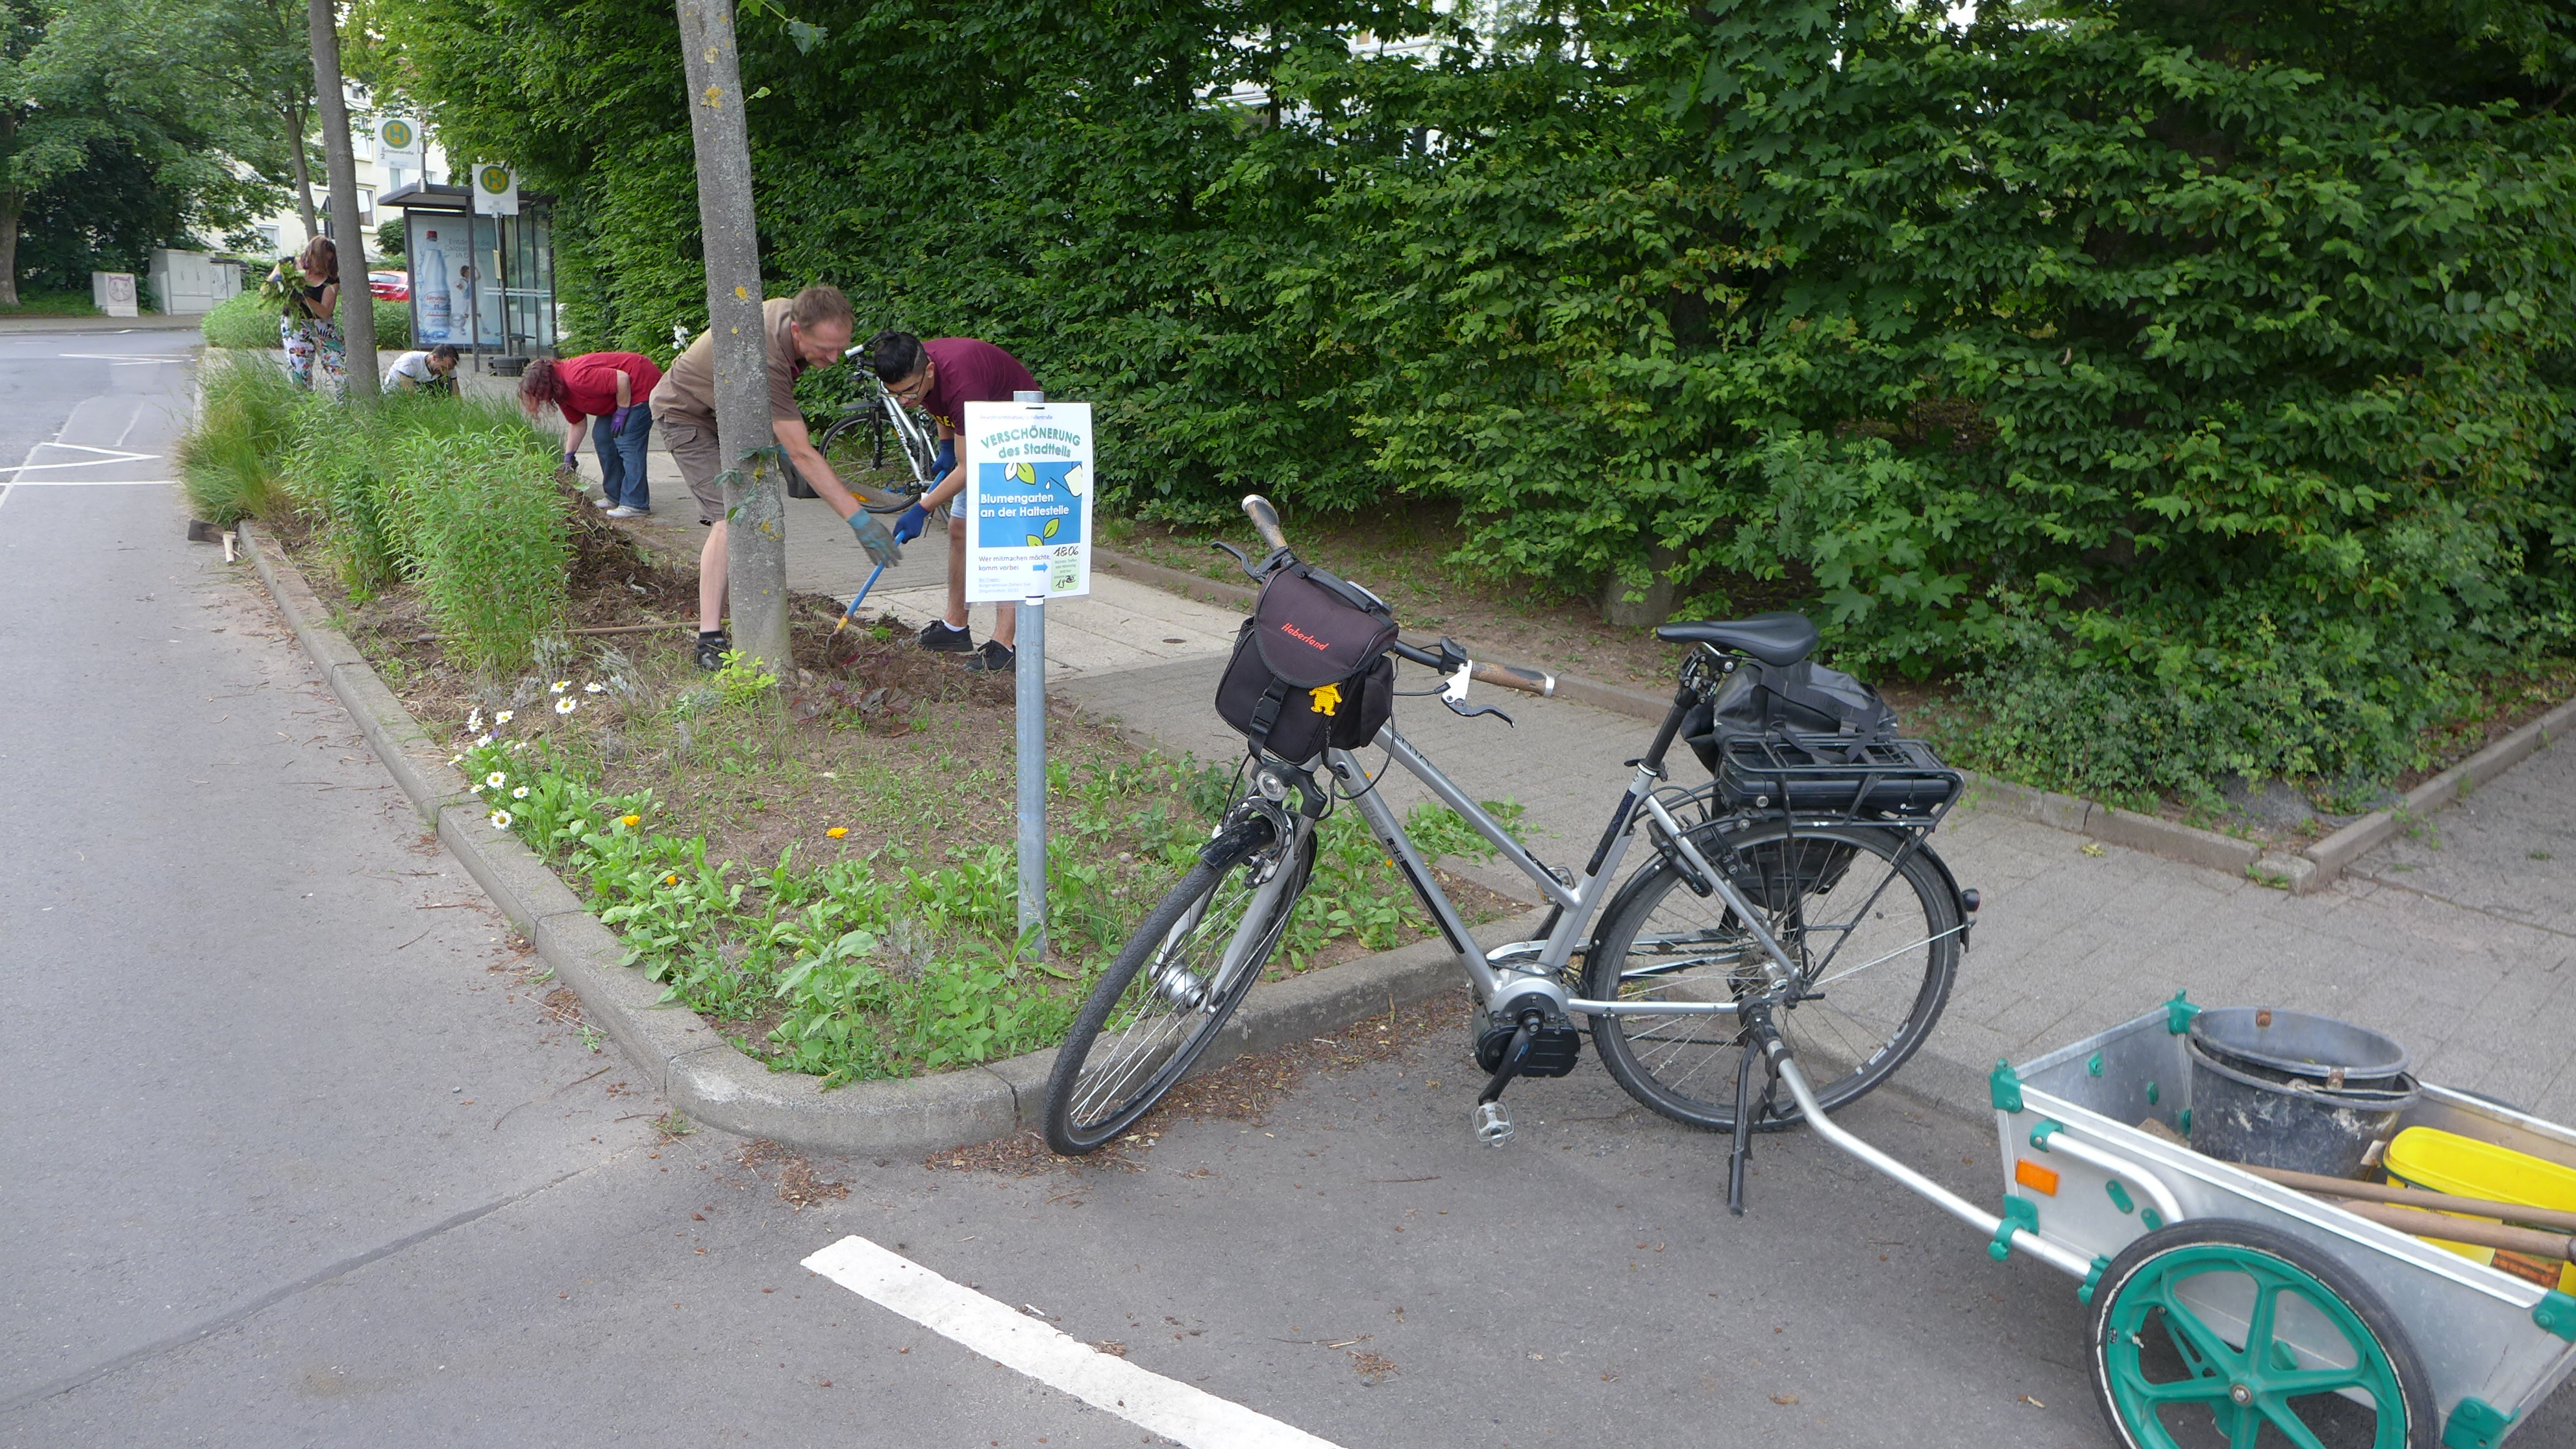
[{"x1": 0, "y1": 289, "x2": 105, "y2": 318}]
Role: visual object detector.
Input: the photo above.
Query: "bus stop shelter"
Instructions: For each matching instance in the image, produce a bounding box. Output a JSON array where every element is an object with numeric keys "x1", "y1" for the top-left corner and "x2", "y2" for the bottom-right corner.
[{"x1": 378, "y1": 180, "x2": 557, "y2": 367}]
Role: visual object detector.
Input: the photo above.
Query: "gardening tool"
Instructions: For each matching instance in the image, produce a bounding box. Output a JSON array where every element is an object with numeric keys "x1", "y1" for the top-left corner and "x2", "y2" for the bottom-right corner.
[{"x1": 826, "y1": 560, "x2": 889, "y2": 660}]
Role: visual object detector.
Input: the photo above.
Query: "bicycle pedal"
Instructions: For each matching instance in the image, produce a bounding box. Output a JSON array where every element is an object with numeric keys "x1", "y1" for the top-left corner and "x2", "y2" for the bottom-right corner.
[{"x1": 1473, "y1": 1102, "x2": 1514, "y2": 1147}]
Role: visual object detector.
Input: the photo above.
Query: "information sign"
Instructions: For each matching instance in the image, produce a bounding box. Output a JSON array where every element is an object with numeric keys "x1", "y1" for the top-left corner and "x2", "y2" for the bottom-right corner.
[{"x1": 960, "y1": 400, "x2": 1093, "y2": 604}]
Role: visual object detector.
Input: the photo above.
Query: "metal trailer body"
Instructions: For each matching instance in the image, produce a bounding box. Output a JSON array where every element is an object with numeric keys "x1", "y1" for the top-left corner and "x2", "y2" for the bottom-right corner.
[{"x1": 1985, "y1": 1004, "x2": 2576, "y2": 1444}]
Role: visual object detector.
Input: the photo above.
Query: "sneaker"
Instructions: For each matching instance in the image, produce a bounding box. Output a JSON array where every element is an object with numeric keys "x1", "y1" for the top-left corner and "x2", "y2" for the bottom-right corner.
[
  {"x1": 591, "y1": 495, "x2": 615, "y2": 509},
  {"x1": 918, "y1": 619, "x2": 974, "y2": 654},
  {"x1": 606, "y1": 505, "x2": 647, "y2": 519},
  {"x1": 964, "y1": 640, "x2": 1016, "y2": 673},
  {"x1": 694, "y1": 631, "x2": 729, "y2": 671}
]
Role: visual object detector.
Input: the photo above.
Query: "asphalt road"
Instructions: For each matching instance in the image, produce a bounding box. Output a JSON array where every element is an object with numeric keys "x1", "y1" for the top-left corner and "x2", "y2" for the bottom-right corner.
[{"x1": 4, "y1": 334, "x2": 2566, "y2": 1449}]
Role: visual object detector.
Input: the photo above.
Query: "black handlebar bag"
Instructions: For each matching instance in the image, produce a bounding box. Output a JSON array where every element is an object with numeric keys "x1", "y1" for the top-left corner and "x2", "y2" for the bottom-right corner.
[{"x1": 1215, "y1": 564, "x2": 1400, "y2": 762}]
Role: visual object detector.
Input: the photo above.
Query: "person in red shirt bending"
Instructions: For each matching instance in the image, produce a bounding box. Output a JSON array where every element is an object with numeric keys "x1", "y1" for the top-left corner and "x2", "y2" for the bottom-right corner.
[
  {"x1": 861, "y1": 331, "x2": 1039, "y2": 673},
  {"x1": 519, "y1": 351, "x2": 665, "y2": 517}
]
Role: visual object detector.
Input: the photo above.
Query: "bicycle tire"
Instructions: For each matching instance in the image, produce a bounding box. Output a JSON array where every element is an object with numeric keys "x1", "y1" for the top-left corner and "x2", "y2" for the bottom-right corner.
[
  {"x1": 819, "y1": 411, "x2": 932, "y2": 515},
  {"x1": 1583, "y1": 820, "x2": 1959, "y2": 1132},
  {"x1": 1043, "y1": 821, "x2": 1313, "y2": 1155}
]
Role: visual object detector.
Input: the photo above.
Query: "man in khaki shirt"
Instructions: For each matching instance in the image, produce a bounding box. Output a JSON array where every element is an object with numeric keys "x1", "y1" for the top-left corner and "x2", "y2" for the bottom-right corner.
[{"x1": 650, "y1": 284, "x2": 898, "y2": 670}]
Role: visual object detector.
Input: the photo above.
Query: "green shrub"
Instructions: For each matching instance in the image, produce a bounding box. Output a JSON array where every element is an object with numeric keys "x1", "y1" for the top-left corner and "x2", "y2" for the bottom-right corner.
[
  {"x1": 397, "y1": 429, "x2": 571, "y2": 671},
  {"x1": 202, "y1": 290, "x2": 412, "y2": 351},
  {"x1": 176, "y1": 356, "x2": 312, "y2": 525}
]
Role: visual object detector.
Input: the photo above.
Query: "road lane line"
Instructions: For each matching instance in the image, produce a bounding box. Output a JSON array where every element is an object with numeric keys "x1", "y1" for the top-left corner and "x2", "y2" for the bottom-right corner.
[
  {"x1": 802, "y1": 1235, "x2": 1346, "y2": 1449},
  {"x1": 3, "y1": 478, "x2": 175, "y2": 486}
]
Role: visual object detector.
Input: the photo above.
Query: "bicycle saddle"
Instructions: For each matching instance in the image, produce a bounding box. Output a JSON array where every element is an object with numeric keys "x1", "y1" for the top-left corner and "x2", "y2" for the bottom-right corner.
[{"x1": 1655, "y1": 611, "x2": 1818, "y2": 667}]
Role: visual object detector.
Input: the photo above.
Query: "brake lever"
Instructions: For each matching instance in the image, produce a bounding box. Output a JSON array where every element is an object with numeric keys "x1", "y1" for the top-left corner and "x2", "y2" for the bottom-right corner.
[
  {"x1": 1444, "y1": 696, "x2": 1515, "y2": 727},
  {"x1": 1211, "y1": 540, "x2": 1259, "y2": 580}
]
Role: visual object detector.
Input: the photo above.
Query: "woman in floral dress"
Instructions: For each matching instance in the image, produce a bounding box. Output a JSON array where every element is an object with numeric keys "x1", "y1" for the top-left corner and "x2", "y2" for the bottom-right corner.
[{"x1": 279, "y1": 237, "x2": 347, "y2": 393}]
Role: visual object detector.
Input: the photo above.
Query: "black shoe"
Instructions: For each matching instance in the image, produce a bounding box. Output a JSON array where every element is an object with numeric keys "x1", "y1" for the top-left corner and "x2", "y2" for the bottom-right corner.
[
  {"x1": 919, "y1": 619, "x2": 974, "y2": 654},
  {"x1": 964, "y1": 640, "x2": 1016, "y2": 673},
  {"x1": 694, "y1": 631, "x2": 729, "y2": 671}
]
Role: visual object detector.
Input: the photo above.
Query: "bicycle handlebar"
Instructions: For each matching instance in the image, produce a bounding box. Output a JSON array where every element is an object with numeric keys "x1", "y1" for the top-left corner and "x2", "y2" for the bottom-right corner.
[
  {"x1": 1241, "y1": 494, "x2": 1290, "y2": 553},
  {"x1": 1389, "y1": 638, "x2": 1557, "y2": 698}
]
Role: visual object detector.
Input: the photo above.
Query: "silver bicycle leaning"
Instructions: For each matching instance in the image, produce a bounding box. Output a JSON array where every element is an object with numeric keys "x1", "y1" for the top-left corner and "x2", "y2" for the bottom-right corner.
[
  {"x1": 1042, "y1": 496, "x2": 1979, "y2": 1211},
  {"x1": 802, "y1": 345, "x2": 942, "y2": 515}
]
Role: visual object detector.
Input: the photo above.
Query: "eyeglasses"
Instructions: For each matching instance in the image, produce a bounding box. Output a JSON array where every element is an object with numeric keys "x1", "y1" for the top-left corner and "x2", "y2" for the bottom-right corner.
[{"x1": 887, "y1": 366, "x2": 932, "y2": 403}]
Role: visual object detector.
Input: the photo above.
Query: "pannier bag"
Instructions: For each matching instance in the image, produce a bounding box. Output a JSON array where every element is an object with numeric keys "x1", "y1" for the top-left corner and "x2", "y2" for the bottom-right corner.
[
  {"x1": 1215, "y1": 563, "x2": 1400, "y2": 762},
  {"x1": 1680, "y1": 659, "x2": 1900, "y2": 774}
]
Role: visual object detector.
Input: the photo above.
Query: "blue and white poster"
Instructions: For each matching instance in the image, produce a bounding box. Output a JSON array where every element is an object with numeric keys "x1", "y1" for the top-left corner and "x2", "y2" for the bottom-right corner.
[{"x1": 961, "y1": 401, "x2": 1092, "y2": 603}]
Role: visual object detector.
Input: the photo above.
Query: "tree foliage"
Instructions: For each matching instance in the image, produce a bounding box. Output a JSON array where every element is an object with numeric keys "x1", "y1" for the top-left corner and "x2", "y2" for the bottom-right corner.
[{"x1": 383, "y1": 0, "x2": 2576, "y2": 801}]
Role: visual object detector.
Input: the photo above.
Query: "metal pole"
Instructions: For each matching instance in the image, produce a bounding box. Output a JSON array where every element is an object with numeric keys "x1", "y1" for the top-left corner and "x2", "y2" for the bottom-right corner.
[{"x1": 1012, "y1": 389, "x2": 1046, "y2": 957}]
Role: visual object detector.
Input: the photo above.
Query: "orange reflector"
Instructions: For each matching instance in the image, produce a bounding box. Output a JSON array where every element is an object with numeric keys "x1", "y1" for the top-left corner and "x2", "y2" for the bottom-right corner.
[{"x1": 2014, "y1": 1159, "x2": 2061, "y2": 1196}]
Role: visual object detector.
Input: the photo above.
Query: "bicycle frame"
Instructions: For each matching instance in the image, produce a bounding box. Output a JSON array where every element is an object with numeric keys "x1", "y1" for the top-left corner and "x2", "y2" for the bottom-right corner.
[{"x1": 1310, "y1": 709, "x2": 1806, "y2": 1022}]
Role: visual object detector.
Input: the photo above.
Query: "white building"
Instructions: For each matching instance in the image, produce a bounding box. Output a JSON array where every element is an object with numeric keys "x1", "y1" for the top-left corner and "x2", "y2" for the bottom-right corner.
[{"x1": 240, "y1": 119, "x2": 452, "y2": 264}]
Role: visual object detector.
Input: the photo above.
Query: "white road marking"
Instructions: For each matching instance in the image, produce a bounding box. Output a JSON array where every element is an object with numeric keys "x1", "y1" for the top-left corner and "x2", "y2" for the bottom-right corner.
[
  {"x1": 3, "y1": 478, "x2": 175, "y2": 486},
  {"x1": 0, "y1": 450, "x2": 161, "y2": 477},
  {"x1": 56, "y1": 353, "x2": 187, "y2": 364},
  {"x1": 802, "y1": 1235, "x2": 1346, "y2": 1449}
]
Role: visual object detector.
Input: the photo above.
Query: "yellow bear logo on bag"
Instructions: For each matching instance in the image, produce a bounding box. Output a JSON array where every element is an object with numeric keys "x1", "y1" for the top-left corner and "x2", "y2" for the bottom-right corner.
[{"x1": 1307, "y1": 682, "x2": 1343, "y2": 717}]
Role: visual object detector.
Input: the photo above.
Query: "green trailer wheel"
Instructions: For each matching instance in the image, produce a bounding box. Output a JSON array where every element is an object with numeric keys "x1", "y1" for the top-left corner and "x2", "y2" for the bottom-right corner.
[{"x1": 2088, "y1": 1220, "x2": 2435, "y2": 1449}]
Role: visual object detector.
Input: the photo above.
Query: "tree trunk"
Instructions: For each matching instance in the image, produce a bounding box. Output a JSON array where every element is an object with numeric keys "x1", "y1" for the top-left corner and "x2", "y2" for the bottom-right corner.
[
  {"x1": 308, "y1": 0, "x2": 380, "y2": 401},
  {"x1": 285, "y1": 101, "x2": 318, "y2": 240},
  {"x1": 676, "y1": 0, "x2": 789, "y2": 671},
  {"x1": 0, "y1": 191, "x2": 20, "y2": 310}
]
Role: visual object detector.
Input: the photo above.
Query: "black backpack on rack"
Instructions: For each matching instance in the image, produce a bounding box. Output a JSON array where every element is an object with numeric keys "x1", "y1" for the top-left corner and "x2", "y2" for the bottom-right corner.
[{"x1": 1214, "y1": 562, "x2": 1400, "y2": 763}]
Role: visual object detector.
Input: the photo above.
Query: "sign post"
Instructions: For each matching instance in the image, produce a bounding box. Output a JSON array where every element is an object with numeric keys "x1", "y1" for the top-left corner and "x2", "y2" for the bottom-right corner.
[{"x1": 961, "y1": 393, "x2": 1093, "y2": 958}]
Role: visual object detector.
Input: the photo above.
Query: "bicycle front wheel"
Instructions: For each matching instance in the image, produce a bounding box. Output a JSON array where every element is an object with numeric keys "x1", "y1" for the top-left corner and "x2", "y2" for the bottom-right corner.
[
  {"x1": 819, "y1": 412, "x2": 931, "y2": 514},
  {"x1": 1583, "y1": 821, "x2": 1961, "y2": 1132},
  {"x1": 1043, "y1": 821, "x2": 1313, "y2": 1154}
]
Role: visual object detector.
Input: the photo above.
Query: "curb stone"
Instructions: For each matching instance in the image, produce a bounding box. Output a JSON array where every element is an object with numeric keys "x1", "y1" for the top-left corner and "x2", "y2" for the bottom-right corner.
[
  {"x1": 2299, "y1": 694, "x2": 2576, "y2": 895},
  {"x1": 238, "y1": 523, "x2": 1544, "y2": 1157}
]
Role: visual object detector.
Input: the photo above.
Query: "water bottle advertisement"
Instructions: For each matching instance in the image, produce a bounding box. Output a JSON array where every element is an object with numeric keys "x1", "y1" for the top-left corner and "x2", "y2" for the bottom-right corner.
[
  {"x1": 404, "y1": 214, "x2": 502, "y2": 347},
  {"x1": 960, "y1": 400, "x2": 1093, "y2": 604}
]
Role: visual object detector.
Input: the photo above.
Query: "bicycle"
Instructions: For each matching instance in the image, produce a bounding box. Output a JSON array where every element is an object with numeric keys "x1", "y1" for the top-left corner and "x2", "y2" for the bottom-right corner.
[
  {"x1": 1042, "y1": 497, "x2": 1978, "y2": 1213},
  {"x1": 804, "y1": 350, "x2": 942, "y2": 515}
]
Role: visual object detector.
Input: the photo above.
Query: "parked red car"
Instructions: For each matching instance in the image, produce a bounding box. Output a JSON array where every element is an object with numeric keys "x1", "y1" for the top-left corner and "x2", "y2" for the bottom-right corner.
[{"x1": 368, "y1": 270, "x2": 410, "y2": 301}]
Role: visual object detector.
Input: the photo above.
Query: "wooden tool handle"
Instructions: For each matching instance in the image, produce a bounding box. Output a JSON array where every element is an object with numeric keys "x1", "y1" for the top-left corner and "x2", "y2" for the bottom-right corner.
[
  {"x1": 2321, "y1": 1198, "x2": 2575, "y2": 1262},
  {"x1": 2240, "y1": 1163, "x2": 2576, "y2": 1235}
]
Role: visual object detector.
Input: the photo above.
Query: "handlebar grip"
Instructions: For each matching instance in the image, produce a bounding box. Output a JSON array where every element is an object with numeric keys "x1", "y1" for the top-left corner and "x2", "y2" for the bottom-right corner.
[
  {"x1": 1470, "y1": 660, "x2": 1556, "y2": 697},
  {"x1": 1241, "y1": 495, "x2": 1290, "y2": 553}
]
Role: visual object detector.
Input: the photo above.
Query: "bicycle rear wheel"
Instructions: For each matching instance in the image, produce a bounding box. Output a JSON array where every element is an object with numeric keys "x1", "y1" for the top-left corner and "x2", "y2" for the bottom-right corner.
[
  {"x1": 1043, "y1": 819, "x2": 1313, "y2": 1155},
  {"x1": 820, "y1": 410, "x2": 934, "y2": 514},
  {"x1": 1583, "y1": 821, "x2": 1960, "y2": 1132}
]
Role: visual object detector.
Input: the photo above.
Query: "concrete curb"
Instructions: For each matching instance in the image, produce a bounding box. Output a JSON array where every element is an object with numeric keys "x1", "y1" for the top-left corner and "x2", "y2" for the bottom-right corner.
[
  {"x1": 1098, "y1": 546, "x2": 2270, "y2": 880},
  {"x1": 238, "y1": 523, "x2": 1542, "y2": 1157},
  {"x1": 2293, "y1": 693, "x2": 2576, "y2": 895}
]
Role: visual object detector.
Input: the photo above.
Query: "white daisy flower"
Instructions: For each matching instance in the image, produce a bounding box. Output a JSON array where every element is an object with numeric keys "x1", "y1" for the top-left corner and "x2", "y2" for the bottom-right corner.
[
  {"x1": 550, "y1": 680, "x2": 571, "y2": 694},
  {"x1": 495, "y1": 710, "x2": 514, "y2": 724},
  {"x1": 584, "y1": 682, "x2": 604, "y2": 694},
  {"x1": 467, "y1": 708, "x2": 484, "y2": 731},
  {"x1": 484, "y1": 771, "x2": 509, "y2": 789},
  {"x1": 511, "y1": 786, "x2": 530, "y2": 800},
  {"x1": 489, "y1": 809, "x2": 514, "y2": 828},
  {"x1": 554, "y1": 696, "x2": 578, "y2": 715},
  {"x1": 475, "y1": 734, "x2": 493, "y2": 747}
]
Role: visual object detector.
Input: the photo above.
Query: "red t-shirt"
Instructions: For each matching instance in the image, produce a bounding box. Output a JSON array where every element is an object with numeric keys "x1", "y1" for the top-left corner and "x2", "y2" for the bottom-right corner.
[
  {"x1": 915, "y1": 338, "x2": 1039, "y2": 436},
  {"x1": 556, "y1": 351, "x2": 664, "y2": 423}
]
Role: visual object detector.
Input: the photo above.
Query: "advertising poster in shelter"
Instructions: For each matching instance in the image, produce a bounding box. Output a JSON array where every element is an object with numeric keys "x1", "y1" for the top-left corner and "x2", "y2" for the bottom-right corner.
[
  {"x1": 404, "y1": 214, "x2": 500, "y2": 347},
  {"x1": 960, "y1": 400, "x2": 1093, "y2": 604}
]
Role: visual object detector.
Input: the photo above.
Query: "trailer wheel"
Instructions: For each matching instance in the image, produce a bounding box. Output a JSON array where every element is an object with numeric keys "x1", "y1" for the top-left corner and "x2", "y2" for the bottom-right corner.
[{"x1": 2088, "y1": 1220, "x2": 2434, "y2": 1449}]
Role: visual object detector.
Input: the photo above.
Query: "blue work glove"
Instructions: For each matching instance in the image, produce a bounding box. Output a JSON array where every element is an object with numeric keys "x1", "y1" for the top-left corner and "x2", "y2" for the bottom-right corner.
[
  {"x1": 848, "y1": 509, "x2": 902, "y2": 567},
  {"x1": 931, "y1": 438, "x2": 956, "y2": 479},
  {"x1": 889, "y1": 503, "x2": 928, "y2": 546}
]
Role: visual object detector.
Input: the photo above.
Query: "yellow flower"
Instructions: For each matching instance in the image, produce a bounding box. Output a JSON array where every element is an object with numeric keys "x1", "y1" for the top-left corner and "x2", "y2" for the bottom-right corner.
[
  {"x1": 826, "y1": 826, "x2": 848, "y2": 838},
  {"x1": 663, "y1": 873, "x2": 678, "y2": 886},
  {"x1": 619, "y1": 813, "x2": 641, "y2": 828}
]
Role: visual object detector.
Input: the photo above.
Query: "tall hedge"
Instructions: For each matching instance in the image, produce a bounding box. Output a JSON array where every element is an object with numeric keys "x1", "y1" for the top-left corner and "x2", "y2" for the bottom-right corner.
[{"x1": 388, "y1": 0, "x2": 2576, "y2": 800}]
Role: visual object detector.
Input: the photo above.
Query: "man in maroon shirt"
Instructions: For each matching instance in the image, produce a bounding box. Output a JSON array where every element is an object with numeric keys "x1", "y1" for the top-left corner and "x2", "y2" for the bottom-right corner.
[{"x1": 864, "y1": 330, "x2": 1040, "y2": 673}]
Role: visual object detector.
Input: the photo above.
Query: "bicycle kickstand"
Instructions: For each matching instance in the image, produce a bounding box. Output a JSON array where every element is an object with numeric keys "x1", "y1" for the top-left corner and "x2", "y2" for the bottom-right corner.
[
  {"x1": 1726, "y1": 1004, "x2": 1781, "y2": 1216},
  {"x1": 1471, "y1": 1013, "x2": 1541, "y2": 1148}
]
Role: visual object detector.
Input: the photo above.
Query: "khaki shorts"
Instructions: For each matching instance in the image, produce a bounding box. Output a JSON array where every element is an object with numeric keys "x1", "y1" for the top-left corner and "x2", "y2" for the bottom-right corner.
[{"x1": 658, "y1": 414, "x2": 727, "y2": 525}]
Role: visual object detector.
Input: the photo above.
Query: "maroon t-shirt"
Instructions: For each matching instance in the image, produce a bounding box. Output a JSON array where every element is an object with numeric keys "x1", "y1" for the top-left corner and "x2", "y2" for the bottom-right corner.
[
  {"x1": 556, "y1": 351, "x2": 664, "y2": 423},
  {"x1": 915, "y1": 338, "x2": 1039, "y2": 436}
]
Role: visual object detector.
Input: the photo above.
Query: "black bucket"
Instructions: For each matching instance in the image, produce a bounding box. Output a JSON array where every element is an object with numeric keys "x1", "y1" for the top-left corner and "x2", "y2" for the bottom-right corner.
[
  {"x1": 2185, "y1": 1035, "x2": 2420, "y2": 1178},
  {"x1": 2188, "y1": 1006, "x2": 2409, "y2": 1089}
]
